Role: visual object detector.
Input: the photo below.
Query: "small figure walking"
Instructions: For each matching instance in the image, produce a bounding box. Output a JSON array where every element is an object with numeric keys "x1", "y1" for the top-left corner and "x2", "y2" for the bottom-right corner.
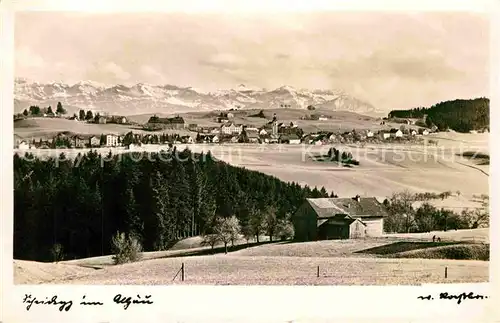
[
  {"x1": 437, "y1": 237, "x2": 441, "y2": 242},
  {"x1": 432, "y1": 235, "x2": 436, "y2": 242}
]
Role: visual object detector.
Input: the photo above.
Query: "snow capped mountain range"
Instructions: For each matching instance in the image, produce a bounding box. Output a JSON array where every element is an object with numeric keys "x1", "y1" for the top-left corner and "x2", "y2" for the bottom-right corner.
[{"x1": 14, "y1": 78, "x2": 382, "y2": 116}]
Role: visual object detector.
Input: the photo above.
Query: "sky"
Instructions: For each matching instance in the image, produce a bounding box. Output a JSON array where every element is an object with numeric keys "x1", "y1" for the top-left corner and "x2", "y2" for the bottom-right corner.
[{"x1": 15, "y1": 11, "x2": 490, "y2": 110}]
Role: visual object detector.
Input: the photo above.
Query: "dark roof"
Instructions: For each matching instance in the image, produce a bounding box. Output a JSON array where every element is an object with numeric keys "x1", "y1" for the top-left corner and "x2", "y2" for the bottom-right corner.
[
  {"x1": 305, "y1": 197, "x2": 388, "y2": 218},
  {"x1": 246, "y1": 129, "x2": 259, "y2": 138}
]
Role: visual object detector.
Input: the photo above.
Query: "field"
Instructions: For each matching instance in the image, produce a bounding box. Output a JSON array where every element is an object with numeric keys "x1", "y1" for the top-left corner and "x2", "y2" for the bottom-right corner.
[
  {"x1": 181, "y1": 133, "x2": 488, "y2": 209},
  {"x1": 14, "y1": 229, "x2": 489, "y2": 285},
  {"x1": 128, "y1": 108, "x2": 405, "y2": 133},
  {"x1": 13, "y1": 117, "x2": 195, "y2": 139},
  {"x1": 14, "y1": 132, "x2": 489, "y2": 209}
]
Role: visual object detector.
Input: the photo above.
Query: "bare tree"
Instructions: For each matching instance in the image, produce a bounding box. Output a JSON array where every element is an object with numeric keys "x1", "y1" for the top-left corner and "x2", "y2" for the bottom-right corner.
[
  {"x1": 275, "y1": 219, "x2": 295, "y2": 241},
  {"x1": 201, "y1": 233, "x2": 220, "y2": 252},
  {"x1": 384, "y1": 190, "x2": 416, "y2": 233},
  {"x1": 216, "y1": 216, "x2": 241, "y2": 254},
  {"x1": 264, "y1": 206, "x2": 278, "y2": 242},
  {"x1": 249, "y1": 207, "x2": 265, "y2": 243},
  {"x1": 471, "y1": 194, "x2": 490, "y2": 228}
]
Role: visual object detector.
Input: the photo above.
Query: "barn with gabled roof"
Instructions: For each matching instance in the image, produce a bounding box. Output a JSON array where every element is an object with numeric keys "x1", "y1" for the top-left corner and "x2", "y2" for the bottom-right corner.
[{"x1": 292, "y1": 196, "x2": 388, "y2": 241}]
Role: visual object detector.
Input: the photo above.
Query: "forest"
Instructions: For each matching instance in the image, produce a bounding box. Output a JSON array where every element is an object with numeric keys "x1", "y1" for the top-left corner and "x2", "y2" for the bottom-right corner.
[
  {"x1": 13, "y1": 148, "x2": 332, "y2": 262},
  {"x1": 388, "y1": 98, "x2": 489, "y2": 132}
]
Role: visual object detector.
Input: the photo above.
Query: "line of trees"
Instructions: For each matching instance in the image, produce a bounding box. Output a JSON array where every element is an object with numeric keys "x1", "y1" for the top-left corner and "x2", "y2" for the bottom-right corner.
[
  {"x1": 22, "y1": 102, "x2": 67, "y2": 117},
  {"x1": 388, "y1": 98, "x2": 489, "y2": 133},
  {"x1": 383, "y1": 191, "x2": 489, "y2": 233},
  {"x1": 14, "y1": 149, "x2": 332, "y2": 261},
  {"x1": 326, "y1": 147, "x2": 360, "y2": 166}
]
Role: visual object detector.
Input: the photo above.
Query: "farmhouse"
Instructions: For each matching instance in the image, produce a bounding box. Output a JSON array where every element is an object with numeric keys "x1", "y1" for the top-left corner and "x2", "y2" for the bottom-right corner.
[
  {"x1": 73, "y1": 135, "x2": 87, "y2": 148},
  {"x1": 89, "y1": 136, "x2": 100, "y2": 147},
  {"x1": 292, "y1": 196, "x2": 388, "y2": 241},
  {"x1": 148, "y1": 115, "x2": 186, "y2": 129},
  {"x1": 181, "y1": 136, "x2": 194, "y2": 144},
  {"x1": 246, "y1": 128, "x2": 260, "y2": 143}
]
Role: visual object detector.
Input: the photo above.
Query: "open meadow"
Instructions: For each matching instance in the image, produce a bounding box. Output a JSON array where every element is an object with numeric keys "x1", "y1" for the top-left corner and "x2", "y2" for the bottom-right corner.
[
  {"x1": 14, "y1": 228, "x2": 489, "y2": 285},
  {"x1": 14, "y1": 117, "x2": 195, "y2": 139}
]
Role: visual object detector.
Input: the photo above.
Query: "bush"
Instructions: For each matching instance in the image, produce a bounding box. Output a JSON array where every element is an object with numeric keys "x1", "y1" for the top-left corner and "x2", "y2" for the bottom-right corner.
[
  {"x1": 275, "y1": 220, "x2": 295, "y2": 241},
  {"x1": 200, "y1": 233, "x2": 220, "y2": 251},
  {"x1": 50, "y1": 243, "x2": 65, "y2": 262},
  {"x1": 111, "y1": 231, "x2": 143, "y2": 265}
]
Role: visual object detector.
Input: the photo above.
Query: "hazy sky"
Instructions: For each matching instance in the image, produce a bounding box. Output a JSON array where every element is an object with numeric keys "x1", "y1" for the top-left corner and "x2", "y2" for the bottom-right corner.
[{"x1": 15, "y1": 12, "x2": 489, "y2": 110}]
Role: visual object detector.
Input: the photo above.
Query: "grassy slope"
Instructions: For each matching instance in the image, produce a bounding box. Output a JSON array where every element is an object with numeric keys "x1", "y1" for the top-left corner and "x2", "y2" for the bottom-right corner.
[
  {"x1": 14, "y1": 117, "x2": 195, "y2": 139},
  {"x1": 391, "y1": 244, "x2": 489, "y2": 261},
  {"x1": 14, "y1": 229, "x2": 489, "y2": 285},
  {"x1": 23, "y1": 255, "x2": 488, "y2": 285}
]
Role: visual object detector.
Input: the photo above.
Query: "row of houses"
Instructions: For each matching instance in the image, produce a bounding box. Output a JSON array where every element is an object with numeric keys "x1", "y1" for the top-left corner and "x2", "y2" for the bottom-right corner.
[{"x1": 14, "y1": 130, "x2": 202, "y2": 150}]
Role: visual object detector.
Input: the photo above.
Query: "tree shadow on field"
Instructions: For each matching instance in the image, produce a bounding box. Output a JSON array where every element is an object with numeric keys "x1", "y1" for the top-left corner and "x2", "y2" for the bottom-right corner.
[{"x1": 159, "y1": 240, "x2": 292, "y2": 259}]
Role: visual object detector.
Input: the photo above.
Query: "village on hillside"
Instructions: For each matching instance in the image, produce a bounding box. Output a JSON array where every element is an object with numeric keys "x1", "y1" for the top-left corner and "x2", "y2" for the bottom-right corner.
[{"x1": 13, "y1": 104, "x2": 445, "y2": 150}]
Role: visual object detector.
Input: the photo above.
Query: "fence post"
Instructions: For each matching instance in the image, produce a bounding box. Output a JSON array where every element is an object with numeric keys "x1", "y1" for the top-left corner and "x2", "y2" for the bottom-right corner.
[
  {"x1": 317, "y1": 265, "x2": 320, "y2": 278},
  {"x1": 181, "y1": 262, "x2": 185, "y2": 281},
  {"x1": 445, "y1": 266, "x2": 447, "y2": 279}
]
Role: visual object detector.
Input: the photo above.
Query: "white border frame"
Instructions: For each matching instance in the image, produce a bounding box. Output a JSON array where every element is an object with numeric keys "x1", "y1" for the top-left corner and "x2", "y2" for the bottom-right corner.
[{"x1": 1, "y1": 1, "x2": 499, "y2": 322}]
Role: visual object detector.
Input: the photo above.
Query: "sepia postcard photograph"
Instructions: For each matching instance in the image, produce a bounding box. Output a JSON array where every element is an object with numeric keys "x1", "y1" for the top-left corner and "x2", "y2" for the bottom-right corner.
[{"x1": 1, "y1": 0, "x2": 498, "y2": 322}]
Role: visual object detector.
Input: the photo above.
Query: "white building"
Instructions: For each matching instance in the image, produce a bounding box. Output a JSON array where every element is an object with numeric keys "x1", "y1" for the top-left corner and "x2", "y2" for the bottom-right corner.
[
  {"x1": 318, "y1": 116, "x2": 328, "y2": 121},
  {"x1": 212, "y1": 135, "x2": 220, "y2": 143},
  {"x1": 366, "y1": 130, "x2": 374, "y2": 138},
  {"x1": 259, "y1": 129, "x2": 268, "y2": 136},
  {"x1": 106, "y1": 134, "x2": 119, "y2": 147},
  {"x1": 221, "y1": 123, "x2": 243, "y2": 135},
  {"x1": 383, "y1": 133, "x2": 390, "y2": 140},
  {"x1": 422, "y1": 130, "x2": 430, "y2": 136},
  {"x1": 411, "y1": 130, "x2": 417, "y2": 136},
  {"x1": 18, "y1": 141, "x2": 30, "y2": 150},
  {"x1": 272, "y1": 121, "x2": 278, "y2": 136},
  {"x1": 290, "y1": 138, "x2": 301, "y2": 144},
  {"x1": 395, "y1": 130, "x2": 403, "y2": 138}
]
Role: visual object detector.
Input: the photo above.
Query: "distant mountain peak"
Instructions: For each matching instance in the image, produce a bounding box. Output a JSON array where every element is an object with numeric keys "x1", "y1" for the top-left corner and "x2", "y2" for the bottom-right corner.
[{"x1": 14, "y1": 79, "x2": 383, "y2": 116}]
